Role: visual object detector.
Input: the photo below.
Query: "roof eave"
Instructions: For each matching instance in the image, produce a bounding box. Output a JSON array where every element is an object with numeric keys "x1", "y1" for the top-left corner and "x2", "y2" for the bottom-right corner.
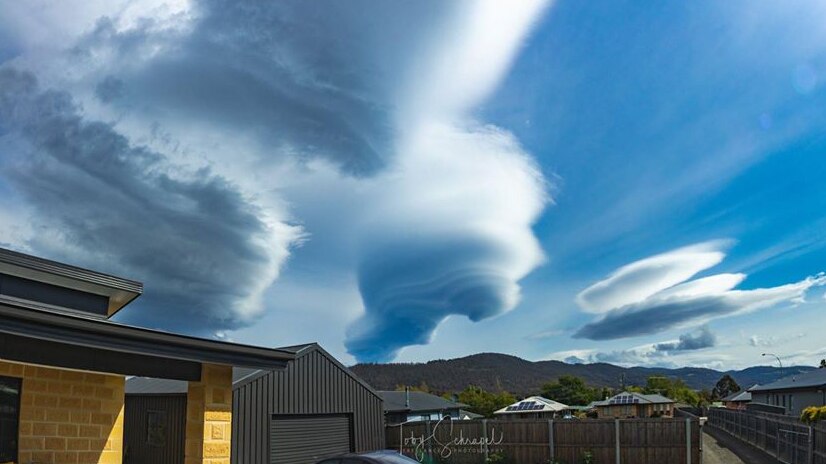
[
  {"x1": 0, "y1": 248, "x2": 143, "y2": 317},
  {"x1": 0, "y1": 298, "x2": 295, "y2": 371}
]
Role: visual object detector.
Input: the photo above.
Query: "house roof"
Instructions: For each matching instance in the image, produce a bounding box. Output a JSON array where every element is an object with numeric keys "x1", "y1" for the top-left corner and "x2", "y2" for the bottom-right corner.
[
  {"x1": 378, "y1": 391, "x2": 467, "y2": 413},
  {"x1": 0, "y1": 298, "x2": 295, "y2": 380},
  {"x1": 722, "y1": 390, "x2": 752, "y2": 402},
  {"x1": 0, "y1": 247, "x2": 142, "y2": 317},
  {"x1": 127, "y1": 343, "x2": 380, "y2": 401},
  {"x1": 459, "y1": 409, "x2": 484, "y2": 420},
  {"x1": 494, "y1": 396, "x2": 569, "y2": 415},
  {"x1": 0, "y1": 248, "x2": 295, "y2": 381},
  {"x1": 596, "y1": 392, "x2": 675, "y2": 406},
  {"x1": 751, "y1": 369, "x2": 826, "y2": 392}
]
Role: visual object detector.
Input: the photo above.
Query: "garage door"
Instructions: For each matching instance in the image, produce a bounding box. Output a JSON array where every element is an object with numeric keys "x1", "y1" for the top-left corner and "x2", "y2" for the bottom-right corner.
[{"x1": 270, "y1": 414, "x2": 353, "y2": 464}]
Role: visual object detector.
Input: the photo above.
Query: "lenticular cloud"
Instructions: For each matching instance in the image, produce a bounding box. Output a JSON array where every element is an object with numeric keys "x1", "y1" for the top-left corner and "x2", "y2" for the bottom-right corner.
[
  {"x1": 345, "y1": 0, "x2": 551, "y2": 362},
  {"x1": 574, "y1": 240, "x2": 826, "y2": 340},
  {"x1": 346, "y1": 122, "x2": 547, "y2": 362}
]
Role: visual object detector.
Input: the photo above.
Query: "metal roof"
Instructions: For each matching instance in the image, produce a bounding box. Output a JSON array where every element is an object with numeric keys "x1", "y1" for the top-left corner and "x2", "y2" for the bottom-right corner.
[
  {"x1": 0, "y1": 247, "x2": 142, "y2": 317},
  {"x1": 722, "y1": 390, "x2": 752, "y2": 402},
  {"x1": 379, "y1": 391, "x2": 467, "y2": 413},
  {"x1": 126, "y1": 343, "x2": 380, "y2": 399},
  {"x1": 125, "y1": 377, "x2": 188, "y2": 395},
  {"x1": 494, "y1": 396, "x2": 570, "y2": 415},
  {"x1": 751, "y1": 368, "x2": 826, "y2": 392},
  {"x1": 0, "y1": 297, "x2": 295, "y2": 376},
  {"x1": 597, "y1": 391, "x2": 675, "y2": 406}
]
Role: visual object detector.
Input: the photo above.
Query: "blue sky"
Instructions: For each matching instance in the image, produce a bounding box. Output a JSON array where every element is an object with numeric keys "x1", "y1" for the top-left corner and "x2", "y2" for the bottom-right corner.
[{"x1": 1, "y1": 0, "x2": 825, "y2": 369}]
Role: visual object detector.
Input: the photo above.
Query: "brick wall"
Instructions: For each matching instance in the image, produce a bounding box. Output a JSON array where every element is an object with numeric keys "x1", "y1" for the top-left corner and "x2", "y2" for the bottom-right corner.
[
  {"x1": 185, "y1": 364, "x2": 232, "y2": 464},
  {"x1": 0, "y1": 360, "x2": 125, "y2": 464}
]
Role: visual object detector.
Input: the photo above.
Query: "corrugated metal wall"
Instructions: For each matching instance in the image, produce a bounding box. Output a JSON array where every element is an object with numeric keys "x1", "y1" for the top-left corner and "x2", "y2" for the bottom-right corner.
[
  {"x1": 232, "y1": 348, "x2": 385, "y2": 464},
  {"x1": 124, "y1": 394, "x2": 187, "y2": 464}
]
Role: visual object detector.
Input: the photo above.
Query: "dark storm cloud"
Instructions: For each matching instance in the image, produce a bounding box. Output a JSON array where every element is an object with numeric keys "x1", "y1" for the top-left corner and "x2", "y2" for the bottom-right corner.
[
  {"x1": 0, "y1": 68, "x2": 289, "y2": 334},
  {"x1": 654, "y1": 326, "x2": 716, "y2": 352},
  {"x1": 75, "y1": 0, "x2": 461, "y2": 175}
]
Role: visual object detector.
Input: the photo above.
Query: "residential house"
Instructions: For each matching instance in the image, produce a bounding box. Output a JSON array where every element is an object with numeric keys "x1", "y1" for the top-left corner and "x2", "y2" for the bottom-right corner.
[
  {"x1": 722, "y1": 389, "x2": 753, "y2": 410},
  {"x1": 751, "y1": 369, "x2": 826, "y2": 417},
  {"x1": 593, "y1": 392, "x2": 675, "y2": 418},
  {"x1": 0, "y1": 247, "x2": 293, "y2": 464},
  {"x1": 493, "y1": 396, "x2": 570, "y2": 420},
  {"x1": 380, "y1": 390, "x2": 469, "y2": 423}
]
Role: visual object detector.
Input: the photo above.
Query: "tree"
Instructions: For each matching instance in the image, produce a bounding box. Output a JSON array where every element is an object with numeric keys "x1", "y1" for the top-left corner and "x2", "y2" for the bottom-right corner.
[
  {"x1": 456, "y1": 386, "x2": 515, "y2": 418},
  {"x1": 820, "y1": 359, "x2": 826, "y2": 369},
  {"x1": 541, "y1": 375, "x2": 600, "y2": 406},
  {"x1": 640, "y1": 376, "x2": 701, "y2": 407},
  {"x1": 712, "y1": 374, "x2": 741, "y2": 400}
]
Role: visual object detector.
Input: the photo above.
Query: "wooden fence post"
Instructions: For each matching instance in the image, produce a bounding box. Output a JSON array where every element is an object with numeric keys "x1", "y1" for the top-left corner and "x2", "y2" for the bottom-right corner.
[
  {"x1": 615, "y1": 418, "x2": 621, "y2": 464},
  {"x1": 548, "y1": 419, "x2": 555, "y2": 462},
  {"x1": 686, "y1": 417, "x2": 691, "y2": 464},
  {"x1": 482, "y1": 418, "x2": 489, "y2": 463}
]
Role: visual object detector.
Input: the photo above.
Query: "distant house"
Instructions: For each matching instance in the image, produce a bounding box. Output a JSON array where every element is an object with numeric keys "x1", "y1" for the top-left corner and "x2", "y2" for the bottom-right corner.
[
  {"x1": 750, "y1": 369, "x2": 826, "y2": 417},
  {"x1": 722, "y1": 388, "x2": 753, "y2": 410},
  {"x1": 493, "y1": 396, "x2": 570, "y2": 419},
  {"x1": 593, "y1": 392, "x2": 675, "y2": 418},
  {"x1": 380, "y1": 390, "x2": 469, "y2": 423}
]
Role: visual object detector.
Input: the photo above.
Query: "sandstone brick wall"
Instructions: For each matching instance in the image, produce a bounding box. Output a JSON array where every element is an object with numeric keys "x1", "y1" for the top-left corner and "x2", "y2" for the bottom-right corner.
[
  {"x1": 0, "y1": 360, "x2": 125, "y2": 464},
  {"x1": 185, "y1": 364, "x2": 232, "y2": 464}
]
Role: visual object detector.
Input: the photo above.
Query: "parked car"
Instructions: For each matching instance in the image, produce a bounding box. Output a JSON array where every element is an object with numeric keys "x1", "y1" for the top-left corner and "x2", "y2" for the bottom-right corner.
[{"x1": 317, "y1": 450, "x2": 420, "y2": 464}]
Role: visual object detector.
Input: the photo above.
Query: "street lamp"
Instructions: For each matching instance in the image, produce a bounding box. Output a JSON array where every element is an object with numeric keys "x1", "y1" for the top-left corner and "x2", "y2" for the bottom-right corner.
[{"x1": 762, "y1": 353, "x2": 785, "y2": 381}]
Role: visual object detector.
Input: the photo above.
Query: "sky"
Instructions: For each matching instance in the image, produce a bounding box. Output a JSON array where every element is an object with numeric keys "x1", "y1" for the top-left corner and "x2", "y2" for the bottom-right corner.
[{"x1": 1, "y1": 0, "x2": 826, "y2": 370}]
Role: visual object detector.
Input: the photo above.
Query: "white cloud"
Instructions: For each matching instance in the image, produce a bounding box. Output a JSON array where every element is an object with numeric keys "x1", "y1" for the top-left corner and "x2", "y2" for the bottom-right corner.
[
  {"x1": 574, "y1": 241, "x2": 826, "y2": 340},
  {"x1": 575, "y1": 241, "x2": 730, "y2": 314},
  {"x1": 0, "y1": 0, "x2": 552, "y2": 360}
]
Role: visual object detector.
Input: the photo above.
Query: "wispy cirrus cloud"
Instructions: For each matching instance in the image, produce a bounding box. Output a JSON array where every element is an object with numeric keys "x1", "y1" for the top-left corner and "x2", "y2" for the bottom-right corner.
[{"x1": 574, "y1": 241, "x2": 826, "y2": 340}]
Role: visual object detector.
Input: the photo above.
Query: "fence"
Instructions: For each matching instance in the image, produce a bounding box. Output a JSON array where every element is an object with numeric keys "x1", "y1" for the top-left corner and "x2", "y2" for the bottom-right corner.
[
  {"x1": 706, "y1": 408, "x2": 826, "y2": 464},
  {"x1": 386, "y1": 418, "x2": 701, "y2": 464}
]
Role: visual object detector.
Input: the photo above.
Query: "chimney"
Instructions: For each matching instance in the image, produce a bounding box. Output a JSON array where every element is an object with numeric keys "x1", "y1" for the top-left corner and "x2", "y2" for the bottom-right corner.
[{"x1": 405, "y1": 386, "x2": 410, "y2": 408}]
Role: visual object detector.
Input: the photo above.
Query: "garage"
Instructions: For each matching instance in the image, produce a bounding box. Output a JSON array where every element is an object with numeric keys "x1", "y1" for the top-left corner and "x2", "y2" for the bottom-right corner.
[
  {"x1": 126, "y1": 343, "x2": 384, "y2": 464},
  {"x1": 233, "y1": 343, "x2": 385, "y2": 464},
  {"x1": 270, "y1": 414, "x2": 353, "y2": 464}
]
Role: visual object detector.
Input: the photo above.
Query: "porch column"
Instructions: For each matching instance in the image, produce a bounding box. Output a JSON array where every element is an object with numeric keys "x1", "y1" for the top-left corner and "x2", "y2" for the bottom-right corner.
[{"x1": 185, "y1": 364, "x2": 233, "y2": 464}]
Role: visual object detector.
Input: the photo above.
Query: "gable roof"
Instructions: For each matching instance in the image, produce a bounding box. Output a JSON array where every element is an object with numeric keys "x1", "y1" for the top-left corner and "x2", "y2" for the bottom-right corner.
[
  {"x1": 378, "y1": 391, "x2": 467, "y2": 413},
  {"x1": 597, "y1": 391, "x2": 675, "y2": 406},
  {"x1": 494, "y1": 396, "x2": 569, "y2": 414},
  {"x1": 751, "y1": 369, "x2": 826, "y2": 392},
  {"x1": 722, "y1": 390, "x2": 752, "y2": 402}
]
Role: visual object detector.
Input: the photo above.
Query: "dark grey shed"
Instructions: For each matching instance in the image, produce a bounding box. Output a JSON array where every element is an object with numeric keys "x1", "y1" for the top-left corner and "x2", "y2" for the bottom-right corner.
[
  {"x1": 232, "y1": 343, "x2": 385, "y2": 464},
  {"x1": 125, "y1": 343, "x2": 384, "y2": 464}
]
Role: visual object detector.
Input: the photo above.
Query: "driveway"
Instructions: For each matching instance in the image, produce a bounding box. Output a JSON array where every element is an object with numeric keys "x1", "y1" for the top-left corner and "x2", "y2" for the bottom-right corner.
[{"x1": 703, "y1": 426, "x2": 776, "y2": 464}]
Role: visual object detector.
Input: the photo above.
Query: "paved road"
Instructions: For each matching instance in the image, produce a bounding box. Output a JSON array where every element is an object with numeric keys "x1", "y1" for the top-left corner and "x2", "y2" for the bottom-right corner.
[{"x1": 703, "y1": 426, "x2": 776, "y2": 464}]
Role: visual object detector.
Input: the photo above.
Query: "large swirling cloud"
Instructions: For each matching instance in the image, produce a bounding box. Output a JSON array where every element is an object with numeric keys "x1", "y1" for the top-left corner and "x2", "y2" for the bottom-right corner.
[
  {"x1": 0, "y1": 0, "x2": 551, "y2": 359},
  {"x1": 0, "y1": 68, "x2": 298, "y2": 333}
]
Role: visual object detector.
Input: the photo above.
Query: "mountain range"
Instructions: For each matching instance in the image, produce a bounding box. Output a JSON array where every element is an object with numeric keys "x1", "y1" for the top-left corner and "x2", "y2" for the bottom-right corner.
[{"x1": 350, "y1": 353, "x2": 816, "y2": 396}]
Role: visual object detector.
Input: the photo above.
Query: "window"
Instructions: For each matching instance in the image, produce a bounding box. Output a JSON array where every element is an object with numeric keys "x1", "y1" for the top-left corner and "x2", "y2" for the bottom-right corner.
[{"x1": 0, "y1": 376, "x2": 21, "y2": 463}]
